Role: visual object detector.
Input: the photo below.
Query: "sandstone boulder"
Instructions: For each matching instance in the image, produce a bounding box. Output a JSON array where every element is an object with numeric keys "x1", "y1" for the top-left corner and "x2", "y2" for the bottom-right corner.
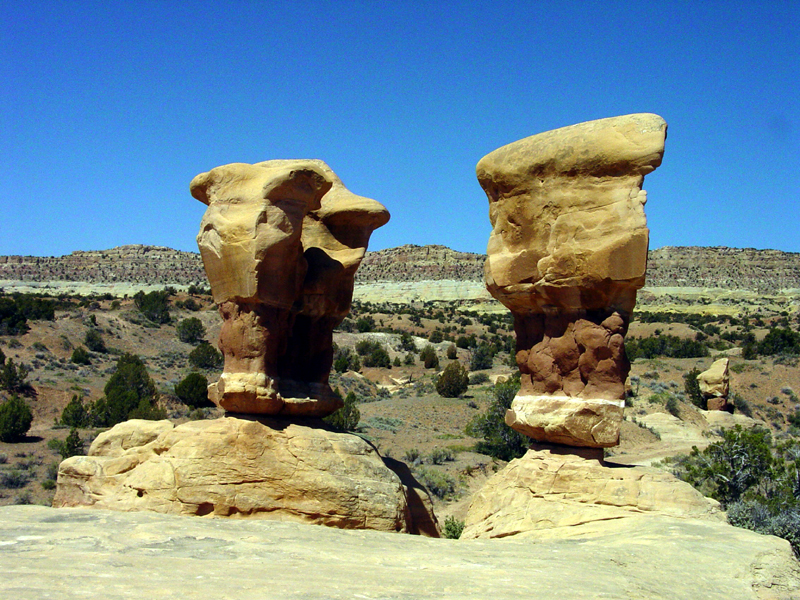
[
  {"x1": 462, "y1": 445, "x2": 721, "y2": 540},
  {"x1": 191, "y1": 160, "x2": 389, "y2": 416},
  {"x1": 53, "y1": 417, "x2": 438, "y2": 536},
  {"x1": 478, "y1": 114, "x2": 667, "y2": 447},
  {"x1": 698, "y1": 357, "x2": 731, "y2": 411}
]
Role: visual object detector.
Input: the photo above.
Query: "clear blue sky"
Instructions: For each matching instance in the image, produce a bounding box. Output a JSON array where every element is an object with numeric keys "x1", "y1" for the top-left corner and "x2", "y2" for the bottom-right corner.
[{"x1": 3, "y1": 1, "x2": 798, "y2": 257}]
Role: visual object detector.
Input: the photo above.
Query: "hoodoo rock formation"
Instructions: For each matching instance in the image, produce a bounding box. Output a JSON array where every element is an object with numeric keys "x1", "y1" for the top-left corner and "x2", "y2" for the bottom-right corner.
[
  {"x1": 698, "y1": 357, "x2": 731, "y2": 411},
  {"x1": 478, "y1": 113, "x2": 667, "y2": 448},
  {"x1": 191, "y1": 160, "x2": 389, "y2": 416}
]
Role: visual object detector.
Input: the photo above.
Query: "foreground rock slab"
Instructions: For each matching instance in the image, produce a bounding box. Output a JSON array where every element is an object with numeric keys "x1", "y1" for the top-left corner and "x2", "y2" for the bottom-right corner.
[
  {"x1": 53, "y1": 417, "x2": 437, "y2": 536},
  {"x1": 2, "y1": 505, "x2": 798, "y2": 600},
  {"x1": 463, "y1": 446, "x2": 724, "y2": 539}
]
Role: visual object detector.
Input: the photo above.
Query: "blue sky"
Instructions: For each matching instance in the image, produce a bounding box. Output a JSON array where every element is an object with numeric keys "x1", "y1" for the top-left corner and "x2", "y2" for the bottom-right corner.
[{"x1": 3, "y1": 1, "x2": 798, "y2": 257}]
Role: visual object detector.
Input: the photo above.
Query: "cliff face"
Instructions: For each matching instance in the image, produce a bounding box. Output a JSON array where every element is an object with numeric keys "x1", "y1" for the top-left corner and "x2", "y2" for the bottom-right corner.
[{"x1": 2, "y1": 244, "x2": 800, "y2": 293}]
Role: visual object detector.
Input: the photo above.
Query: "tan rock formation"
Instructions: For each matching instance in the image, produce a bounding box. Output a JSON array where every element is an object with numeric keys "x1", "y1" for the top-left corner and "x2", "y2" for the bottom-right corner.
[
  {"x1": 698, "y1": 357, "x2": 731, "y2": 411},
  {"x1": 478, "y1": 114, "x2": 667, "y2": 447},
  {"x1": 462, "y1": 445, "x2": 721, "y2": 540},
  {"x1": 191, "y1": 160, "x2": 389, "y2": 415},
  {"x1": 53, "y1": 417, "x2": 438, "y2": 536}
]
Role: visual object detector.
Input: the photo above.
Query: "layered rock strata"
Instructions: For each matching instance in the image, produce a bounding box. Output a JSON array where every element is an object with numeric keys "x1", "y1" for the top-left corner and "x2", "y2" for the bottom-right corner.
[
  {"x1": 191, "y1": 160, "x2": 389, "y2": 416},
  {"x1": 698, "y1": 357, "x2": 731, "y2": 411},
  {"x1": 478, "y1": 113, "x2": 667, "y2": 447},
  {"x1": 53, "y1": 418, "x2": 439, "y2": 536}
]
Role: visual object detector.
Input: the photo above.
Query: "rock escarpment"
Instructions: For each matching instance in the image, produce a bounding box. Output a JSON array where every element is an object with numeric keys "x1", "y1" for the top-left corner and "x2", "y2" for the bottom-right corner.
[
  {"x1": 191, "y1": 160, "x2": 389, "y2": 416},
  {"x1": 478, "y1": 113, "x2": 667, "y2": 447},
  {"x1": 53, "y1": 418, "x2": 438, "y2": 536}
]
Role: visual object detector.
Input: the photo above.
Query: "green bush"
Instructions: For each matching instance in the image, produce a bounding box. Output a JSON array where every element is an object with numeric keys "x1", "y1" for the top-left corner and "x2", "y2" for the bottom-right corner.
[
  {"x1": 446, "y1": 344, "x2": 457, "y2": 360},
  {"x1": 436, "y1": 361, "x2": 469, "y2": 398},
  {"x1": 757, "y1": 328, "x2": 800, "y2": 356},
  {"x1": 355, "y1": 316, "x2": 375, "y2": 333},
  {"x1": 0, "y1": 395, "x2": 33, "y2": 442},
  {"x1": 466, "y1": 376, "x2": 528, "y2": 461},
  {"x1": 60, "y1": 394, "x2": 89, "y2": 428},
  {"x1": 427, "y1": 447, "x2": 454, "y2": 465},
  {"x1": 70, "y1": 346, "x2": 91, "y2": 365},
  {"x1": 189, "y1": 342, "x2": 223, "y2": 370},
  {"x1": 0, "y1": 469, "x2": 30, "y2": 489},
  {"x1": 333, "y1": 347, "x2": 360, "y2": 373},
  {"x1": 420, "y1": 345, "x2": 439, "y2": 370},
  {"x1": 429, "y1": 330, "x2": 444, "y2": 344},
  {"x1": 415, "y1": 467, "x2": 458, "y2": 500},
  {"x1": 133, "y1": 290, "x2": 171, "y2": 324},
  {"x1": 443, "y1": 516, "x2": 465, "y2": 539},
  {"x1": 89, "y1": 353, "x2": 164, "y2": 427},
  {"x1": 0, "y1": 358, "x2": 29, "y2": 392},
  {"x1": 469, "y1": 343, "x2": 494, "y2": 371},
  {"x1": 626, "y1": 334, "x2": 708, "y2": 360},
  {"x1": 49, "y1": 428, "x2": 84, "y2": 459},
  {"x1": 176, "y1": 317, "x2": 206, "y2": 345},
  {"x1": 84, "y1": 329, "x2": 106, "y2": 353},
  {"x1": 174, "y1": 372, "x2": 211, "y2": 409},
  {"x1": 399, "y1": 331, "x2": 416, "y2": 352},
  {"x1": 683, "y1": 368, "x2": 705, "y2": 409},
  {"x1": 324, "y1": 391, "x2": 360, "y2": 431}
]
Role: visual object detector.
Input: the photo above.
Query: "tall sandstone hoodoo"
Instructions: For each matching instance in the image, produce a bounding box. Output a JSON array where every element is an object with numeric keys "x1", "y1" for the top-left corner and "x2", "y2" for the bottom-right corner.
[
  {"x1": 191, "y1": 160, "x2": 389, "y2": 416},
  {"x1": 478, "y1": 113, "x2": 667, "y2": 448}
]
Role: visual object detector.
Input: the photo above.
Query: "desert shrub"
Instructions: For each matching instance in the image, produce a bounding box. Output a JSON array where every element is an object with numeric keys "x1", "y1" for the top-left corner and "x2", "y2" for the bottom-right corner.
[
  {"x1": 60, "y1": 394, "x2": 89, "y2": 428},
  {"x1": 403, "y1": 448, "x2": 421, "y2": 465},
  {"x1": 399, "y1": 331, "x2": 416, "y2": 352},
  {"x1": 469, "y1": 343, "x2": 495, "y2": 371},
  {"x1": 70, "y1": 346, "x2": 91, "y2": 365},
  {"x1": 727, "y1": 501, "x2": 800, "y2": 557},
  {"x1": 0, "y1": 469, "x2": 30, "y2": 489},
  {"x1": 683, "y1": 368, "x2": 705, "y2": 409},
  {"x1": 429, "y1": 330, "x2": 444, "y2": 344},
  {"x1": 176, "y1": 317, "x2": 206, "y2": 345},
  {"x1": 323, "y1": 391, "x2": 360, "y2": 431},
  {"x1": 333, "y1": 347, "x2": 360, "y2": 373},
  {"x1": 49, "y1": 428, "x2": 84, "y2": 459},
  {"x1": 364, "y1": 346, "x2": 390, "y2": 368},
  {"x1": 0, "y1": 297, "x2": 29, "y2": 335},
  {"x1": 84, "y1": 329, "x2": 107, "y2": 353},
  {"x1": 403, "y1": 353, "x2": 415, "y2": 366},
  {"x1": 355, "y1": 316, "x2": 375, "y2": 333},
  {"x1": 436, "y1": 361, "x2": 469, "y2": 398},
  {"x1": 469, "y1": 372, "x2": 490, "y2": 386},
  {"x1": 627, "y1": 334, "x2": 709, "y2": 360},
  {"x1": 428, "y1": 447, "x2": 454, "y2": 465},
  {"x1": 732, "y1": 393, "x2": 753, "y2": 417},
  {"x1": 0, "y1": 395, "x2": 33, "y2": 442},
  {"x1": 443, "y1": 516, "x2": 465, "y2": 539},
  {"x1": 189, "y1": 342, "x2": 223, "y2": 370},
  {"x1": 665, "y1": 395, "x2": 681, "y2": 418},
  {"x1": 758, "y1": 328, "x2": 800, "y2": 356},
  {"x1": 415, "y1": 467, "x2": 458, "y2": 500},
  {"x1": 174, "y1": 372, "x2": 211, "y2": 409},
  {"x1": 446, "y1": 344, "x2": 457, "y2": 360},
  {"x1": 133, "y1": 289, "x2": 171, "y2": 324},
  {"x1": 90, "y1": 353, "x2": 164, "y2": 427},
  {"x1": 420, "y1": 345, "x2": 439, "y2": 370},
  {"x1": 466, "y1": 375, "x2": 528, "y2": 461},
  {"x1": 456, "y1": 335, "x2": 476, "y2": 349},
  {"x1": 175, "y1": 297, "x2": 201, "y2": 311},
  {"x1": 0, "y1": 358, "x2": 29, "y2": 392}
]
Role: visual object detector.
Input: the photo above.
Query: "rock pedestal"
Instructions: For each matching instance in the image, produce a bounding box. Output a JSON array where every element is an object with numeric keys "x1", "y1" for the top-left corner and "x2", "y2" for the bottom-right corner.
[
  {"x1": 462, "y1": 446, "x2": 721, "y2": 540},
  {"x1": 698, "y1": 357, "x2": 731, "y2": 411},
  {"x1": 191, "y1": 160, "x2": 389, "y2": 416},
  {"x1": 53, "y1": 418, "x2": 439, "y2": 536},
  {"x1": 477, "y1": 114, "x2": 667, "y2": 447}
]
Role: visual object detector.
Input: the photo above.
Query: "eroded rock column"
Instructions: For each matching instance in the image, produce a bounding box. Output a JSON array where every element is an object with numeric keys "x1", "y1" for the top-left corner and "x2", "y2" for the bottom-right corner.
[
  {"x1": 191, "y1": 160, "x2": 389, "y2": 416},
  {"x1": 478, "y1": 113, "x2": 667, "y2": 447}
]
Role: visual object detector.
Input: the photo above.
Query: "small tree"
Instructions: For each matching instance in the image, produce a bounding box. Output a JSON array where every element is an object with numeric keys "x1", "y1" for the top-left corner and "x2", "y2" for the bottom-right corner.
[
  {"x1": 683, "y1": 368, "x2": 705, "y2": 409},
  {"x1": 177, "y1": 317, "x2": 206, "y2": 345},
  {"x1": 189, "y1": 342, "x2": 223, "y2": 370},
  {"x1": 466, "y1": 376, "x2": 529, "y2": 461},
  {"x1": 90, "y1": 353, "x2": 163, "y2": 427},
  {"x1": 84, "y1": 329, "x2": 107, "y2": 353},
  {"x1": 0, "y1": 395, "x2": 33, "y2": 442},
  {"x1": 420, "y1": 345, "x2": 439, "y2": 370},
  {"x1": 469, "y1": 343, "x2": 494, "y2": 371},
  {"x1": 134, "y1": 290, "x2": 171, "y2": 324},
  {"x1": 446, "y1": 344, "x2": 457, "y2": 360},
  {"x1": 70, "y1": 346, "x2": 91, "y2": 365},
  {"x1": 175, "y1": 372, "x2": 211, "y2": 409},
  {"x1": 50, "y1": 428, "x2": 84, "y2": 459},
  {"x1": 436, "y1": 361, "x2": 469, "y2": 398},
  {"x1": 324, "y1": 391, "x2": 360, "y2": 431},
  {"x1": 60, "y1": 394, "x2": 89, "y2": 428},
  {"x1": 0, "y1": 358, "x2": 29, "y2": 392}
]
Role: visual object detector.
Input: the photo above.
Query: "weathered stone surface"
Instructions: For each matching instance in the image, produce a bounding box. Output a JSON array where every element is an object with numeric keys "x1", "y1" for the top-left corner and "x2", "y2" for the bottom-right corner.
[
  {"x1": 191, "y1": 160, "x2": 389, "y2": 415},
  {"x1": 3, "y1": 505, "x2": 798, "y2": 600},
  {"x1": 53, "y1": 417, "x2": 438, "y2": 536},
  {"x1": 478, "y1": 114, "x2": 667, "y2": 447},
  {"x1": 699, "y1": 357, "x2": 731, "y2": 411},
  {"x1": 463, "y1": 446, "x2": 722, "y2": 539}
]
